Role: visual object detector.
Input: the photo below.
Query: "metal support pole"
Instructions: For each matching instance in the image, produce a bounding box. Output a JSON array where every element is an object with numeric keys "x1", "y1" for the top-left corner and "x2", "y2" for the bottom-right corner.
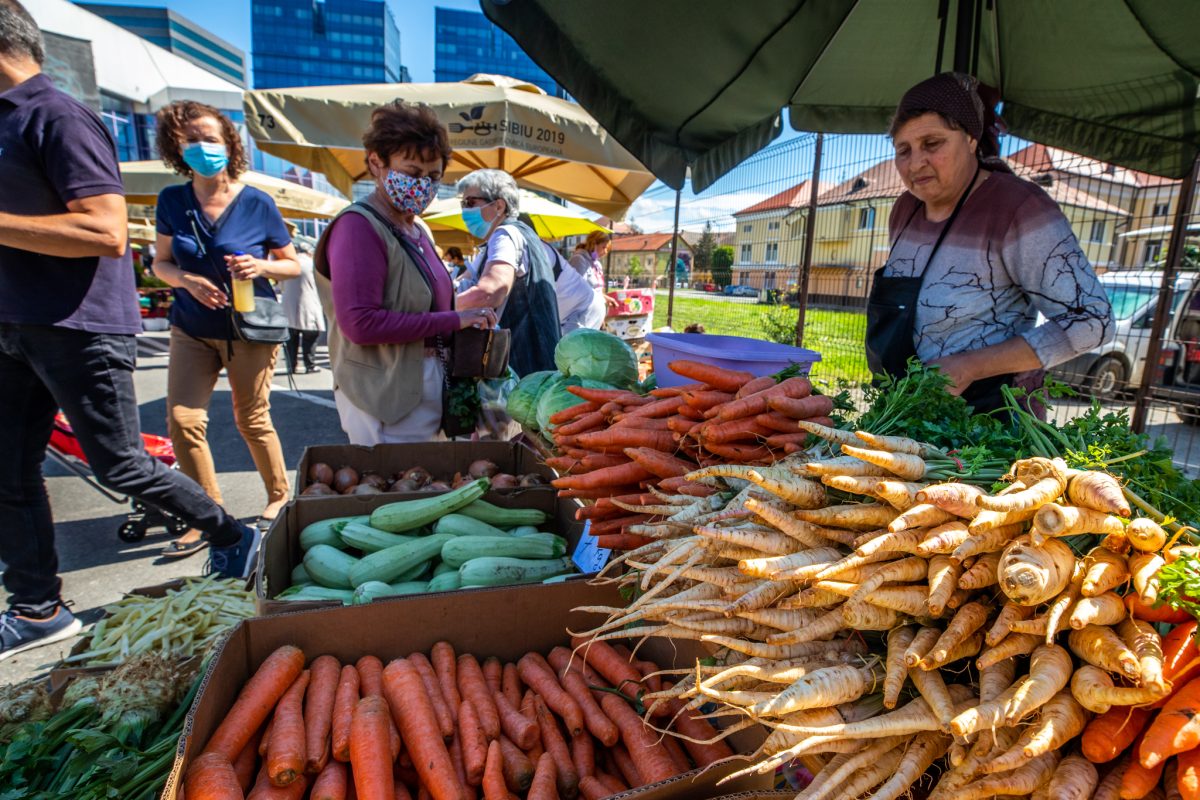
[
  {"x1": 795, "y1": 132, "x2": 825, "y2": 347},
  {"x1": 1131, "y1": 157, "x2": 1199, "y2": 433},
  {"x1": 666, "y1": 188, "x2": 682, "y2": 329}
]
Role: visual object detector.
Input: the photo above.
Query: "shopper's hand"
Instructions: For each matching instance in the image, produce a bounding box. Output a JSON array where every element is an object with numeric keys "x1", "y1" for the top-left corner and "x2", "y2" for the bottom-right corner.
[
  {"x1": 180, "y1": 274, "x2": 228, "y2": 309},
  {"x1": 604, "y1": 294, "x2": 619, "y2": 308},
  {"x1": 225, "y1": 253, "x2": 262, "y2": 281},
  {"x1": 456, "y1": 307, "x2": 498, "y2": 330}
]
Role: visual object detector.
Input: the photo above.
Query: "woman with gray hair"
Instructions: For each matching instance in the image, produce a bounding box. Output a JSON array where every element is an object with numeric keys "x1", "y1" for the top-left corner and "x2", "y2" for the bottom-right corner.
[{"x1": 456, "y1": 169, "x2": 560, "y2": 376}]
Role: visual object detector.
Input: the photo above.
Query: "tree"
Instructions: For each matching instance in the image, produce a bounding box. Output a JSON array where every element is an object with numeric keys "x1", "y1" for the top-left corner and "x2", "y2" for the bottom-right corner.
[
  {"x1": 1156, "y1": 244, "x2": 1200, "y2": 270},
  {"x1": 712, "y1": 245, "x2": 734, "y2": 287},
  {"x1": 694, "y1": 221, "x2": 717, "y2": 272},
  {"x1": 628, "y1": 255, "x2": 644, "y2": 279}
]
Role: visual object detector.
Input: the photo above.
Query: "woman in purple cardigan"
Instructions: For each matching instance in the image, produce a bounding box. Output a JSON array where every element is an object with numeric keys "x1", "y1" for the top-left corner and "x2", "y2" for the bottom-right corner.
[{"x1": 316, "y1": 102, "x2": 495, "y2": 444}]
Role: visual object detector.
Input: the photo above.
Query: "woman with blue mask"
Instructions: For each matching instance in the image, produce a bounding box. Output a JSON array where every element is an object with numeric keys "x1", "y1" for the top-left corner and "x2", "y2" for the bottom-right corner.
[
  {"x1": 315, "y1": 101, "x2": 496, "y2": 445},
  {"x1": 150, "y1": 100, "x2": 300, "y2": 557},
  {"x1": 456, "y1": 169, "x2": 561, "y2": 376}
]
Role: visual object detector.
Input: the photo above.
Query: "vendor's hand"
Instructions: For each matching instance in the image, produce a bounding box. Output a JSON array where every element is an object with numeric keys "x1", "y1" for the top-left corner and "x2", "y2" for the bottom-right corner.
[
  {"x1": 603, "y1": 294, "x2": 619, "y2": 308},
  {"x1": 927, "y1": 351, "x2": 980, "y2": 396},
  {"x1": 456, "y1": 307, "x2": 497, "y2": 330},
  {"x1": 180, "y1": 274, "x2": 228, "y2": 310},
  {"x1": 225, "y1": 253, "x2": 262, "y2": 281}
]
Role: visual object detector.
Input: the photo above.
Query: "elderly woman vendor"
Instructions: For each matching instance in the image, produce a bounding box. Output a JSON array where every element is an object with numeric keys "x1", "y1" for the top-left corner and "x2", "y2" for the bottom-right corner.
[{"x1": 869, "y1": 72, "x2": 1113, "y2": 412}]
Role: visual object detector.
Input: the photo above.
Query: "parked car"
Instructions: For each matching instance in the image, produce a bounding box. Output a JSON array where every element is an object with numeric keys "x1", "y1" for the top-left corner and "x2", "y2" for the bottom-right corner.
[
  {"x1": 1049, "y1": 270, "x2": 1192, "y2": 401},
  {"x1": 730, "y1": 285, "x2": 758, "y2": 297},
  {"x1": 702, "y1": 282, "x2": 719, "y2": 293}
]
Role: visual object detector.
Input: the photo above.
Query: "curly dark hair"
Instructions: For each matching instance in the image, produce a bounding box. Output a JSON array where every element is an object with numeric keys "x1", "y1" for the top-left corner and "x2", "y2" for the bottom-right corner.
[
  {"x1": 155, "y1": 100, "x2": 247, "y2": 180},
  {"x1": 362, "y1": 101, "x2": 452, "y2": 171}
]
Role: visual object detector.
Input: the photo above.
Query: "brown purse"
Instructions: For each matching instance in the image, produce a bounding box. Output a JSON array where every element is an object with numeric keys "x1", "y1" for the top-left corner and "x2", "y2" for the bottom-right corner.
[{"x1": 449, "y1": 326, "x2": 511, "y2": 380}]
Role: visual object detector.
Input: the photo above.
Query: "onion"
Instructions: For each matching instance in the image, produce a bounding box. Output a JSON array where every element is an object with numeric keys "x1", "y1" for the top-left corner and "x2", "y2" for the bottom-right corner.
[
  {"x1": 349, "y1": 483, "x2": 382, "y2": 495},
  {"x1": 451, "y1": 473, "x2": 472, "y2": 489},
  {"x1": 332, "y1": 466, "x2": 359, "y2": 494},
  {"x1": 518, "y1": 473, "x2": 548, "y2": 487},
  {"x1": 388, "y1": 478, "x2": 420, "y2": 493},
  {"x1": 467, "y1": 459, "x2": 500, "y2": 479},
  {"x1": 307, "y1": 462, "x2": 334, "y2": 486},
  {"x1": 403, "y1": 466, "x2": 433, "y2": 487},
  {"x1": 491, "y1": 473, "x2": 519, "y2": 489},
  {"x1": 425, "y1": 481, "x2": 451, "y2": 492},
  {"x1": 300, "y1": 482, "x2": 336, "y2": 496},
  {"x1": 360, "y1": 472, "x2": 389, "y2": 490}
]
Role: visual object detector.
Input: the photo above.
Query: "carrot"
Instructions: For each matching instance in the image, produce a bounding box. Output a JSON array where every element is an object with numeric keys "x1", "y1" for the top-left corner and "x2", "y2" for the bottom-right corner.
[
  {"x1": 666, "y1": 701, "x2": 734, "y2": 767},
  {"x1": 331, "y1": 665, "x2": 360, "y2": 763},
  {"x1": 432, "y1": 642, "x2": 463, "y2": 721},
  {"x1": 545, "y1": 651, "x2": 619, "y2": 747},
  {"x1": 305, "y1": 655, "x2": 341, "y2": 774},
  {"x1": 459, "y1": 700, "x2": 489, "y2": 786},
  {"x1": 348, "y1": 695, "x2": 394, "y2": 800},
  {"x1": 566, "y1": 386, "x2": 642, "y2": 404},
  {"x1": 259, "y1": 715, "x2": 274, "y2": 757},
  {"x1": 701, "y1": 442, "x2": 775, "y2": 462},
  {"x1": 764, "y1": 432, "x2": 812, "y2": 448},
  {"x1": 532, "y1": 694, "x2": 580, "y2": 798},
  {"x1": 675, "y1": 403, "x2": 705, "y2": 420},
  {"x1": 736, "y1": 375, "x2": 775, "y2": 397},
  {"x1": 482, "y1": 740, "x2": 508, "y2": 800},
  {"x1": 574, "y1": 504, "x2": 626, "y2": 522},
  {"x1": 658, "y1": 729, "x2": 691, "y2": 775},
  {"x1": 595, "y1": 771, "x2": 626, "y2": 795},
  {"x1": 267, "y1": 669, "x2": 309, "y2": 787},
  {"x1": 1126, "y1": 593, "x2": 1192, "y2": 624},
  {"x1": 448, "y1": 730, "x2": 471, "y2": 797},
  {"x1": 311, "y1": 759, "x2": 349, "y2": 800},
  {"x1": 578, "y1": 776, "x2": 610, "y2": 800},
  {"x1": 701, "y1": 416, "x2": 775, "y2": 444},
  {"x1": 610, "y1": 416, "x2": 672, "y2": 431},
  {"x1": 651, "y1": 382, "x2": 707, "y2": 397},
  {"x1": 497, "y1": 735, "x2": 535, "y2": 793},
  {"x1": 517, "y1": 654, "x2": 585, "y2": 737},
  {"x1": 574, "y1": 428, "x2": 677, "y2": 453},
  {"x1": 1141, "y1": 677, "x2": 1200, "y2": 767},
  {"x1": 598, "y1": 693, "x2": 678, "y2": 785},
  {"x1": 205, "y1": 645, "x2": 306, "y2": 762},
  {"x1": 458, "y1": 654, "x2": 502, "y2": 740},
  {"x1": 608, "y1": 745, "x2": 641, "y2": 789},
  {"x1": 682, "y1": 390, "x2": 734, "y2": 411},
  {"x1": 556, "y1": 412, "x2": 606, "y2": 438},
  {"x1": 359, "y1": 656, "x2": 402, "y2": 760},
  {"x1": 1122, "y1": 743, "x2": 1165, "y2": 798},
  {"x1": 570, "y1": 638, "x2": 643, "y2": 699},
  {"x1": 615, "y1": 396, "x2": 682, "y2": 420},
  {"x1": 185, "y1": 752, "x2": 245, "y2": 800},
  {"x1": 668, "y1": 360, "x2": 754, "y2": 393},
  {"x1": 247, "y1": 761, "x2": 308, "y2": 800},
  {"x1": 716, "y1": 377, "x2": 812, "y2": 421},
  {"x1": 552, "y1": 463, "x2": 654, "y2": 490},
  {"x1": 494, "y1": 689, "x2": 539, "y2": 749},
  {"x1": 1083, "y1": 706, "x2": 1154, "y2": 763},
  {"x1": 234, "y1": 728, "x2": 263, "y2": 792},
  {"x1": 675, "y1": 483, "x2": 716, "y2": 497},
  {"x1": 557, "y1": 487, "x2": 642, "y2": 500},
  {"x1": 1179, "y1": 745, "x2": 1200, "y2": 800},
  {"x1": 571, "y1": 732, "x2": 595, "y2": 779},
  {"x1": 395, "y1": 778, "x2": 415, "y2": 800},
  {"x1": 589, "y1": 516, "x2": 649, "y2": 538},
  {"x1": 527, "y1": 752, "x2": 558, "y2": 800},
  {"x1": 501, "y1": 663, "x2": 522, "y2": 710},
  {"x1": 622, "y1": 447, "x2": 694, "y2": 479},
  {"x1": 479, "y1": 658, "x2": 503, "y2": 696},
  {"x1": 383, "y1": 658, "x2": 466, "y2": 800},
  {"x1": 550, "y1": 402, "x2": 599, "y2": 425},
  {"x1": 667, "y1": 415, "x2": 702, "y2": 434},
  {"x1": 1160, "y1": 621, "x2": 1200, "y2": 695}
]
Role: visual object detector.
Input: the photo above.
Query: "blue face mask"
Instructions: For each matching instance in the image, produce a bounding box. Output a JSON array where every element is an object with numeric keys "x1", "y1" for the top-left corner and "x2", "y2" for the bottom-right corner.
[
  {"x1": 462, "y1": 202, "x2": 495, "y2": 239},
  {"x1": 182, "y1": 142, "x2": 229, "y2": 178}
]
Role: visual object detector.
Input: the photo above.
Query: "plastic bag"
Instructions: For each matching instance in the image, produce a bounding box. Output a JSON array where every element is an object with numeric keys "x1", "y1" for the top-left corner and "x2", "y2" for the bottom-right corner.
[{"x1": 476, "y1": 366, "x2": 522, "y2": 440}]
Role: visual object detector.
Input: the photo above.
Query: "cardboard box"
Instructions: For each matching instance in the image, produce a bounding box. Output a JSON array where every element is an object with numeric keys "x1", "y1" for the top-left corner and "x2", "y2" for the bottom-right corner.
[
  {"x1": 295, "y1": 440, "x2": 557, "y2": 498},
  {"x1": 162, "y1": 580, "x2": 770, "y2": 800},
  {"x1": 258, "y1": 486, "x2": 586, "y2": 615}
]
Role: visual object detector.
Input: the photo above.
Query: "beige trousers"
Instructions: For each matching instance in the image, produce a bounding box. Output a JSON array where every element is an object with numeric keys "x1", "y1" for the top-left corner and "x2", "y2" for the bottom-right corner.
[{"x1": 166, "y1": 328, "x2": 290, "y2": 507}]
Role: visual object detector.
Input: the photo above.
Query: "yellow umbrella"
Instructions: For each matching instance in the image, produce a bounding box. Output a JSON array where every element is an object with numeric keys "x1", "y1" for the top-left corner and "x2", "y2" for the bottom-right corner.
[
  {"x1": 120, "y1": 161, "x2": 349, "y2": 219},
  {"x1": 423, "y1": 190, "x2": 608, "y2": 241},
  {"x1": 243, "y1": 74, "x2": 654, "y2": 219}
]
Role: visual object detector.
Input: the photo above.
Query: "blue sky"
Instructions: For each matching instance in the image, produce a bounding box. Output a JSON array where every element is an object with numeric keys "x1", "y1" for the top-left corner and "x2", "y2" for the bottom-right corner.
[{"x1": 111, "y1": 0, "x2": 481, "y2": 82}]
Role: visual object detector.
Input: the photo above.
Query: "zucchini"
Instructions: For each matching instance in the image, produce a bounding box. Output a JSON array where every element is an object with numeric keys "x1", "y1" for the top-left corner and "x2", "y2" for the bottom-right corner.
[
  {"x1": 434, "y1": 514, "x2": 509, "y2": 538},
  {"x1": 340, "y1": 522, "x2": 417, "y2": 554},
  {"x1": 299, "y1": 518, "x2": 348, "y2": 551},
  {"x1": 349, "y1": 533, "x2": 454, "y2": 587},
  {"x1": 395, "y1": 558, "x2": 434, "y2": 582},
  {"x1": 457, "y1": 556, "x2": 574, "y2": 587},
  {"x1": 351, "y1": 580, "x2": 428, "y2": 604},
  {"x1": 433, "y1": 561, "x2": 457, "y2": 576},
  {"x1": 369, "y1": 479, "x2": 489, "y2": 533},
  {"x1": 388, "y1": 580, "x2": 432, "y2": 595},
  {"x1": 277, "y1": 585, "x2": 355, "y2": 603},
  {"x1": 303, "y1": 544, "x2": 360, "y2": 589},
  {"x1": 290, "y1": 562, "x2": 312, "y2": 585},
  {"x1": 459, "y1": 499, "x2": 547, "y2": 528},
  {"x1": 510, "y1": 525, "x2": 540, "y2": 537},
  {"x1": 441, "y1": 534, "x2": 566, "y2": 568},
  {"x1": 427, "y1": 571, "x2": 462, "y2": 593}
]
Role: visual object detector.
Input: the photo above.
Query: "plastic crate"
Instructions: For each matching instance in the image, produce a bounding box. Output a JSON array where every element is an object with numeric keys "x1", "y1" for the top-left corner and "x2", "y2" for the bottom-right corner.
[{"x1": 646, "y1": 332, "x2": 822, "y2": 387}]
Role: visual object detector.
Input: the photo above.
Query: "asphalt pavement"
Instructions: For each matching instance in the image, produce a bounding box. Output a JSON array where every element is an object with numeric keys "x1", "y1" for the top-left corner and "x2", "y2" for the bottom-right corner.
[{"x1": 0, "y1": 331, "x2": 346, "y2": 685}]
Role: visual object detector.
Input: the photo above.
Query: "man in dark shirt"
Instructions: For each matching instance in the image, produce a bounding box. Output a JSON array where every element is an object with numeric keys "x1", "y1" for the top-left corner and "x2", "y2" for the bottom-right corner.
[{"x1": 0, "y1": 0, "x2": 259, "y2": 661}]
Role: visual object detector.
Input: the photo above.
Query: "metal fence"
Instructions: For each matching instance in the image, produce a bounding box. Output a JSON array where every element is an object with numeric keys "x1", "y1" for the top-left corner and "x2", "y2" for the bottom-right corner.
[{"x1": 608, "y1": 131, "x2": 1200, "y2": 474}]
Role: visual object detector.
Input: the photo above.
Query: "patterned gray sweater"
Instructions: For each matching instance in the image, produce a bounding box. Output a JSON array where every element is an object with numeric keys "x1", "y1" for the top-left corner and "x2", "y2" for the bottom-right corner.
[{"x1": 883, "y1": 170, "x2": 1113, "y2": 368}]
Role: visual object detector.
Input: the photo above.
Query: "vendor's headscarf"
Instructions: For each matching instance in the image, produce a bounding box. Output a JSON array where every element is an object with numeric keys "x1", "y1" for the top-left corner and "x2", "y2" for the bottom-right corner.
[{"x1": 891, "y1": 72, "x2": 1010, "y2": 173}]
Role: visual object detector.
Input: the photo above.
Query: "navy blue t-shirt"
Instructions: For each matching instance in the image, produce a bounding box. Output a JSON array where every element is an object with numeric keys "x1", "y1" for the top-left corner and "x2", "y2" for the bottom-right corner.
[
  {"x1": 156, "y1": 183, "x2": 291, "y2": 340},
  {"x1": 0, "y1": 74, "x2": 140, "y2": 334}
]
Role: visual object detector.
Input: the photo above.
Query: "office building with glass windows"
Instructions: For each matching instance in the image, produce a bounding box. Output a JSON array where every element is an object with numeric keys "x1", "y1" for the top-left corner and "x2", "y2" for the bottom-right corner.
[
  {"x1": 251, "y1": 0, "x2": 403, "y2": 89},
  {"x1": 434, "y1": 7, "x2": 561, "y2": 96},
  {"x1": 78, "y1": 4, "x2": 247, "y2": 87}
]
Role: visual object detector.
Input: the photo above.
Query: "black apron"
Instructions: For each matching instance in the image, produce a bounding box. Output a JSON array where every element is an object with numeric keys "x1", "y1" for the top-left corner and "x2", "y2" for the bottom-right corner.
[{"x1": 864, "y1": 166, "x2": 1014, "y2": 413}]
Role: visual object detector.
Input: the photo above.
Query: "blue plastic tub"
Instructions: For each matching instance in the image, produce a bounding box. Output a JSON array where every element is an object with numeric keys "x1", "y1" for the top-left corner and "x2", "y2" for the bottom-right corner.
[{"x1": 646, "y1": 333, "x2": 822, "y2": 388}]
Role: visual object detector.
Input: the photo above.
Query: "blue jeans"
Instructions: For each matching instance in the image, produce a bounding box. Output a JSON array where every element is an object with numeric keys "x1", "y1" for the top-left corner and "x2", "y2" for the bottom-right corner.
[{"x1": 0, "y1": 323, "x2": 245, "y2": 611}]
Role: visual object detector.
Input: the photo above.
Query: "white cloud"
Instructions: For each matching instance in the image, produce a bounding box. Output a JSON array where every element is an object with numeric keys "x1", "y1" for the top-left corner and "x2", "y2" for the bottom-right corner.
[{"x1": 624, "y1": 189, "x2": 773, "y2": 233}]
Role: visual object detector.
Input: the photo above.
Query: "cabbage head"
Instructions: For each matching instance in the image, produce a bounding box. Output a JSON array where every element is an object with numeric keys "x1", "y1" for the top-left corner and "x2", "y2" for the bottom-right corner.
[
  {"x1": 535, "y1": 375, "x2": 615, "y2": 433},
  {"x1": 506, "y1": 370, "x2": 557, "y2": 430},
  {"x1": 554, "y1": 329, "x2": 638, "y2": 389}
]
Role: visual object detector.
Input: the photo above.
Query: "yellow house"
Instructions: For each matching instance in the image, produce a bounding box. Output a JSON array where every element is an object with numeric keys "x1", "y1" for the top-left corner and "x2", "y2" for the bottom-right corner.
[
  {"x1": 730, "y1": 180, "x2": 819, "y2": 290},
  {"x1": 608, "y1": 233, "x2": 692, "y2": 285}
]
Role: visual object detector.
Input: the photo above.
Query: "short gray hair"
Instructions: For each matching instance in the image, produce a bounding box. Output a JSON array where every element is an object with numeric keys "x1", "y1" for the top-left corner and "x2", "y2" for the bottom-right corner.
[
  {"x1": 0, "y1": 0, "x2": 43, "y2": 65},
  {"x1": 457, "y1": 169, "x2": 519, "y2": 221}
]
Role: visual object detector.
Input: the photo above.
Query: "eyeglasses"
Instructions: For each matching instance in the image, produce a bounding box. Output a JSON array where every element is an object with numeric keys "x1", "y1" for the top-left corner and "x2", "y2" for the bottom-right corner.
[{"x1": 460, "y1": 195, "x2": 493, "y2": 209}]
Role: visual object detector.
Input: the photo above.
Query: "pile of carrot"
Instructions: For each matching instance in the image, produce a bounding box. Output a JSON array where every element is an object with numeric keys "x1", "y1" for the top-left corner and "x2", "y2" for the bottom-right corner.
[
  {"x1": 181, "y1": 636, "x2": 733, "y2": 800},
  {"x1": 544, "y1": 359, "x2": 833, "y2": 552},
  {"x1": 572, "y1": 423, "x2": 1200, "y2": 799}
]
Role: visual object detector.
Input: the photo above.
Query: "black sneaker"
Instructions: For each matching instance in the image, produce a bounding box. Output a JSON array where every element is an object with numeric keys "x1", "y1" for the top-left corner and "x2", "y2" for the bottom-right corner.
[
  {"x1": 205, "y1": 524, "x2": 261, "y2": 580},
  {"x1": 0, "y1": 605, "x2": 83, "y2": 662}
]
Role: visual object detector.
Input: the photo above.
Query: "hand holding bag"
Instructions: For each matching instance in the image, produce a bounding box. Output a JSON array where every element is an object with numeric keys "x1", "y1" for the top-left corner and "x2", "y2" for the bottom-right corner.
[{"x1": 449, "y1": 326, "x2": 511, "y2": 379}]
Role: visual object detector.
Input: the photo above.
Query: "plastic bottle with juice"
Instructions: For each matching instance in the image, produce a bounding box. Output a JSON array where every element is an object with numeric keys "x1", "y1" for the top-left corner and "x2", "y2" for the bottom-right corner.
[{"x1": 229, "y1": 250, "x2": 256, "y2": 313}]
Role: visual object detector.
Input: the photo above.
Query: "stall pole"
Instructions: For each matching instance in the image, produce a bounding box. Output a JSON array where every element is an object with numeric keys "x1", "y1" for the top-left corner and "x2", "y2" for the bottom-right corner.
[
  {"x1": 1131, "y1": 157, "x2": 1199, "y2": 433},
  {"x1": 666, "y1": 188, "x2": 682, "y2": 329},
  {"x1": 795, "y1": 132, "x2": 825, "y2": 347}
]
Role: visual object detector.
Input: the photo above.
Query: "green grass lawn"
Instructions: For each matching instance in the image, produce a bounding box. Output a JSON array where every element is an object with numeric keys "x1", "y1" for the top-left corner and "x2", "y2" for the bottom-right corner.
[{"x1": 651, "y1": 293, "x2": 869, "y2": 385}]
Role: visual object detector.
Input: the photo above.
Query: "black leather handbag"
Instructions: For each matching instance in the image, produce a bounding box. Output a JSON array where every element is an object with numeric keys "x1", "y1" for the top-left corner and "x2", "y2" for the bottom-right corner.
[{"x1": 449, "y1": 326, "x2": 511, "y2": 380}]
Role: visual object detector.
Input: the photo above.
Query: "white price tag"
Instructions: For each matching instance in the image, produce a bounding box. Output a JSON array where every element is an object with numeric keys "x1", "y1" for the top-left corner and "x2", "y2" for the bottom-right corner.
[{"x1": 572, "y1": 520, "x2": 612, "y2": 574}]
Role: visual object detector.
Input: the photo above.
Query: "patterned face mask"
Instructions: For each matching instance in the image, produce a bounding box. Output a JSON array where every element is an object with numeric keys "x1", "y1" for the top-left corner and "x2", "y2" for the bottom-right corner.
[{"x1": 383, "y1": 170, "x2": 440, "y2": 214}]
